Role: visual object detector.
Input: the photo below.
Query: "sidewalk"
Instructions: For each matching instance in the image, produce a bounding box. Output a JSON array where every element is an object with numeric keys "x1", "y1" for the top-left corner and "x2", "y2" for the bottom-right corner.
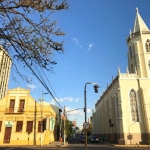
[
  {"x1": 0, "y1": 141, "x2": 68, "y2": 148},
  {"x1": 108, "y1": 143, "x2": 150, "y2": 148},
  {"x1": 49, "y1": 141, "x2": 68, "y2": 147}
]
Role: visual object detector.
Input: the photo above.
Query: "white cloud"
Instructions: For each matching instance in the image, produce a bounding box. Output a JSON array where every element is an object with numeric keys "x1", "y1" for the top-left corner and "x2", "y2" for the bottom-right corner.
[
  {"x1": 73, "y1": 38, "x2": 79, "y2": 44},
  {"x1": 65, "y1": 107, "x2": 91, "y2": 117},
  {"x1": 65, "y1": 107, "x2": 83, "y2": 116},
  {"x1": 75, "y1": 98, "x2": 79, "y2": 102},
  {"x1": 88, "y1": 43, "x2": 95, "y2": 52},
  {"x1": 87, "y1": 109, "x2": 92, "y2": 113},
  {"x1": 26, "y1": 84, "x2": 36, "y2": 91},
  {"x1": 50, "y1": 99, "x2": 56, "y2": 105},
  {"x1": 64, "y1": 97, "x2": 73, "y2": 102},
  {"x1": 50, "y1": 97, "x2": 80, "y2": 104},
  {"x1": 59, "y1": 107, "x2": 92, "y2": 127}
]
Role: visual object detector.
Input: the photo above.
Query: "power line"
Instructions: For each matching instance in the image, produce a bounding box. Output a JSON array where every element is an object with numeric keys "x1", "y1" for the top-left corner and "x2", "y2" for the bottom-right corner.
[
  {"x1": 66, "y1": 108, "x2": 84, "y2": 113},
  {"x1": 0, "y1": 28, "x2": 63, "y2": 109},
  {"x1": 0, "y1": 4, "x2": 63, "y2": 109}
]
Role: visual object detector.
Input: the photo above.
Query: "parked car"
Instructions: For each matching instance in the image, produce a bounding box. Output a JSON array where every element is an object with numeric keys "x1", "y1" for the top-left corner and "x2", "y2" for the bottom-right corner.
[
  {"x1": 81, "y1": 136, "x2": 89, "y2": 143},
  {"x1": 81, "y1": 136, "x2": 85, "y2": 143},
  {"x1": 90, "y1": 136, "x2": 99, "y2": 143}
]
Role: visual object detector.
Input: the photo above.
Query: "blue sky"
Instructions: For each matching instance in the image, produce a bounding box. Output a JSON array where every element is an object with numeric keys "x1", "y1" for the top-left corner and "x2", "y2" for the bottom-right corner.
[{"x1": 8, "y1": 0, "x2": 150, "y2": 128}]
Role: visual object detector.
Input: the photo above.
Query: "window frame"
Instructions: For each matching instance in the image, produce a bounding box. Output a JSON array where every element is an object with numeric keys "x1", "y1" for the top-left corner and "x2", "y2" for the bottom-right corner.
[
  {"x1": 145, "y1": 39, "x2": 150, "y2": 52},
  {"x1": 131, "y1": 63, "x2": 134, "y2": 73},
  {"x1": 18, "y1": 99, "x2": 25, "y2": 112},
  {"x1": 16, "y1": 121, "x2": 23, "y2": 132},
  {"x1": 26, "y1": 121, "x2": 33, "y2": 133},
  {"x1": 38, "y1": 121, "x2": 42, "y2": 132},
  {"x1": 0, "y1": 121, "x2": 2, "y2": 132},
  {"x1": 129, "y1": 46, "x2": 132, "y2": 59},
  {"x1": 129, "y1": 89, "x2": 139, "y2": 122},
  {"x1": 9, "y1": 99, "x2": 15, "y2": 113},
  {"x1": 148, "y1": 60, "x2": 150, "y2": 70}
]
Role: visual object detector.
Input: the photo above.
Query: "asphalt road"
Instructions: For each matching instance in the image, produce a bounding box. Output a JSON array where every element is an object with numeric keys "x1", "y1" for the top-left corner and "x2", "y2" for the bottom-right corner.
[{"x1": 0, "y1": 136, "x2": 149, "y2": 150}]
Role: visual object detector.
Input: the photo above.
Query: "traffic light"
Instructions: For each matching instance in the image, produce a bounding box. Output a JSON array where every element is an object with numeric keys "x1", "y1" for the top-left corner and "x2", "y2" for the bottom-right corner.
[{"x1": 94, "y1": 84, "x2": 99, "y2": 93}]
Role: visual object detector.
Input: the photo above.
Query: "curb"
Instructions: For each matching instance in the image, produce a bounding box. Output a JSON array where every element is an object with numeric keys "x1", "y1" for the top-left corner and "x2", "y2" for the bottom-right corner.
[{"x1": 109, "y1": 144, "x2": 150, "y2": 147}]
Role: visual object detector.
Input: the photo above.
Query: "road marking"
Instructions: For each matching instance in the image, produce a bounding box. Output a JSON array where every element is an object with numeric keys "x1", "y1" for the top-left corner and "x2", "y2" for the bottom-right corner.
[{"x1": 5, "y1": 148, "x2": 14, "y2": 150}]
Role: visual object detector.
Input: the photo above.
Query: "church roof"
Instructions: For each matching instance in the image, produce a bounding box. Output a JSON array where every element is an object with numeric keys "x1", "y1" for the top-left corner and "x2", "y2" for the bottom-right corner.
[{"x1": 133, "y1": 8, "x2": 149, "y2": 33}]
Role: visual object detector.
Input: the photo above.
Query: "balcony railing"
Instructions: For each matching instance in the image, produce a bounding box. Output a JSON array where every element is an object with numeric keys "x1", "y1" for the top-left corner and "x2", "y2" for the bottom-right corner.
[{"x1": 5, "y1": 107, "x2": 24, "y2": 114}]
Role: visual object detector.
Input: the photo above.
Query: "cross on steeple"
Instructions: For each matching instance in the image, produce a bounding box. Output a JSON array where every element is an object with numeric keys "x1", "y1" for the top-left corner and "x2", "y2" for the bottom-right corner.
[{"x1": 133, "y1": 8, "x2": 149, "y2": 33}]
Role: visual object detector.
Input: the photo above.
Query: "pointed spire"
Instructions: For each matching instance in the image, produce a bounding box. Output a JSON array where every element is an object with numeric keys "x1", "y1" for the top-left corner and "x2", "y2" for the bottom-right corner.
[
  {"x1": 126, "y1": 66, "x2": 129, "y2": 74},
  {"x1": 92, "y1": 107, "x2": 94, "y2": 114},
  {"x1": 118, "y1": 66, "x2": 120, "y2": 74},
  {"x1": 133, "y1": 8, "x2": 149, "y2": 33},
  {"x1": 135, "y1": 66, "x2": 137, "y2": 74}
]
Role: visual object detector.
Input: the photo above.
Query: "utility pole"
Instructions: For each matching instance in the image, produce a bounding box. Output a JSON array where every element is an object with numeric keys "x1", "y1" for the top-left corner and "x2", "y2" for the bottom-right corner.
[
  {"x1": 39, "y1": 91, "x2": 48, "y2": 146},
  {"x1": 63, "y1": 106, "x2": 66, "y2": 145},
  {"x1": 34, "y1": 101, "x2": 36, "y2": 145},
  {"x1": 84, "y1": 82, "x2": 99, "y2": 150},
  {"x1": 59, "y1": 116, "x2": 62, "y2": 145},
  {"x1": 39, "y1": 90, "x2": 48, "y2": 146},
  {"x1": 84, "y1": 85, "x2": 88, "y2": 150},
  {"x1": 40, "y1": 90, "x2": 43, "y2": 146}
]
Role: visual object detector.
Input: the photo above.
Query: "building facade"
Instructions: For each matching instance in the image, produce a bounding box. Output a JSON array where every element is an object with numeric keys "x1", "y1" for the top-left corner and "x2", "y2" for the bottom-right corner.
[
  {"x1": 50, "y1": 104, "x2": 62, "y2": 141},
  {"x1": 92, "y1": 9, "x2": 150, "y2": 145},
  {"x1": 0, "y1": 87, "x2": 56, "y2": 145},
  {"x1": 0, "y1": 45, "x2": 12, "y2": 99}
]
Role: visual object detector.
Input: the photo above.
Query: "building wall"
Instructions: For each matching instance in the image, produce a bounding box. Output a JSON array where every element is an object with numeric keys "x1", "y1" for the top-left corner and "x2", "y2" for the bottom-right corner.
[
  {"x1": 92, "y1": 9, "x2": 150, "y2": 145},
  {"x1": 0, "y1": 45, "x2": 12, "y2": 99},
  {"x1": 0, "y1": 87, "x2": 56, "y2": 145},
  {"x1": 93, "y1": 72, "x2": 150, "y2": 145},
  {"x1": 93, "y1": 76, "x2": 120, "y2": 142},
  {"x1": 50, "y1": 104, "x2": 62, "y2": 141},
  {"x1": 119, "y1": 74, "x2": 146, "y2": 144}
]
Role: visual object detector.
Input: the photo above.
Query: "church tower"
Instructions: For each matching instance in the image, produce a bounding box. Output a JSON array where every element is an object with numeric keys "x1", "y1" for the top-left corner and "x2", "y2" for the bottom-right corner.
[{"x1": 127, "y1": 8, "x2": 150, "y2": 78}]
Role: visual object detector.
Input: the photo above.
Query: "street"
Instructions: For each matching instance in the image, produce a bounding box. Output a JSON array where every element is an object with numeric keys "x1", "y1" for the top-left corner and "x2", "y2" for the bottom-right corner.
[{"x1": 0, "y1": 136, "x2": 149, "y2": 150}]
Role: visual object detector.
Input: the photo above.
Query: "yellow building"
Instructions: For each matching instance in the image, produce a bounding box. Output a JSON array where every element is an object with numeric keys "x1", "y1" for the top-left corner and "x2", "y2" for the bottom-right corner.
[
  {"x1": 92, "y1": 9, "x2": 150, "y2": 145},
  {"x1": 0, "y1": 87, "x2": 57, "y2": 145}
]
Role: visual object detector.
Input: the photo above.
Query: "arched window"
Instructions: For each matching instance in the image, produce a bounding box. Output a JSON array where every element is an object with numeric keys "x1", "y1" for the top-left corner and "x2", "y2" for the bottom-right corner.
[
  {"x1": 145, "y1": 39, "x2": 150, "y2": 52},
  {"x1": 148, "y1": 60, "x2": 150, "y2": 70},
  {"x1": 129, "y1": 89, "x2": 139, "y2": 122},
  {"x1": 131, "y1": 64, "x2": 134, "y2": 73},
  {"x1": 129, "y1": 46, "x2": 132, "y2": 58}
]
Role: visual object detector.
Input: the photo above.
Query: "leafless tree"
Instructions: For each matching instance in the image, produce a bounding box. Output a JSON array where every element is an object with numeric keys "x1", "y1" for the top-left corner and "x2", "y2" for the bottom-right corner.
[{"x1": 0, "y1": 0, "x2": 68, "y2": 72}]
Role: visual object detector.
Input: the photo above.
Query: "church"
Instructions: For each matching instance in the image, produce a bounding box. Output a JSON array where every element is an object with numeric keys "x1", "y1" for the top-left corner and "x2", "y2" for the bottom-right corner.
[{"x1": 92, "y1": 8, "x2": 150, "y2": 145}]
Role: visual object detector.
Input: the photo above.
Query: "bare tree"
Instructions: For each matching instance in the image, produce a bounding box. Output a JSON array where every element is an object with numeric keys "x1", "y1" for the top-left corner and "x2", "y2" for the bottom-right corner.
[{"x1": 0, "y1": 0, "x2": 68, "y2": 71}]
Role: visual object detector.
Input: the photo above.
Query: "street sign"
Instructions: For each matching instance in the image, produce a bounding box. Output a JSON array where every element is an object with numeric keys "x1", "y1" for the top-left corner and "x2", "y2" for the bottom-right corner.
[
  {"x1": 5, "y1": 121, "x2": 13, "y2": 127},
  {"x1": 83, "y1": 122, "x2": 90, "y2": 129}
]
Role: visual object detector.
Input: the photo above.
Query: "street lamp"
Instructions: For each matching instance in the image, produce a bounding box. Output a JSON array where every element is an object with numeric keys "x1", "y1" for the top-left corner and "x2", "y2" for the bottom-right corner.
[
  {"x1": 84, "y1": 82, "x2": 99, "y2": 150},
  {"x1": 39, "y1": 90, "x2": 48, "y2": 146}
]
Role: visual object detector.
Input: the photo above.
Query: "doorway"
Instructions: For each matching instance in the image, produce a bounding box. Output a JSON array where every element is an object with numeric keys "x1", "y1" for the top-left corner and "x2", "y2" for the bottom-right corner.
[{"x1": 3, "y1": 127, "x2": 12, "y2": 143}]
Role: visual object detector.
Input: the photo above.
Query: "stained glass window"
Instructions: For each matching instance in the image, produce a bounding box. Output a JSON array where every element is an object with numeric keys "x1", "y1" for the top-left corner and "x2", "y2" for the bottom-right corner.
[{"x1": 129, "y1": 89, "x2": 139, "y2": 122}]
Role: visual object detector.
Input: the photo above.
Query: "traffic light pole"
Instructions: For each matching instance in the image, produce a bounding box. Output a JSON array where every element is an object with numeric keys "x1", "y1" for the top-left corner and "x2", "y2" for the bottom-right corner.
[{"x1": 84, "y1": 82, "x2": 99, "y2": 150}]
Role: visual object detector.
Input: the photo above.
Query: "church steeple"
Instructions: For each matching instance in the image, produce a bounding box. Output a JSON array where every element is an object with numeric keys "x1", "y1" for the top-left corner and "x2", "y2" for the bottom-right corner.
[
  {"x1": 133, "y1": 8, "x2": 149, "y2": 33},
  {"x1": 127, "y1": 8, "x2": 150, "y2": 78}
]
